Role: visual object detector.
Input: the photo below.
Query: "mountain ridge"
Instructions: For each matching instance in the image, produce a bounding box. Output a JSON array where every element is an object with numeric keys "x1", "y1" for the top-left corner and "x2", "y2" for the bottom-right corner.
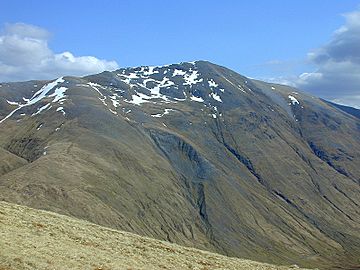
[{"x1": 0, "y1": 60, "x2": 359, "y2": 269}]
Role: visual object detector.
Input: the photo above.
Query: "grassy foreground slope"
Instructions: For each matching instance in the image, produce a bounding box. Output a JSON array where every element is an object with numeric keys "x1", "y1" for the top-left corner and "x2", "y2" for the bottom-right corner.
[{"x1": 0, "y1": 201, "x2": 307, "y2": 270}]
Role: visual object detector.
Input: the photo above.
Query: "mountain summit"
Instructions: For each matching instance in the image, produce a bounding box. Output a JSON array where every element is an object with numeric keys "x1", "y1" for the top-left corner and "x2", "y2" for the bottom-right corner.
[{"x1": 0, "y1": 61, "x2": 359, "y2": 269}]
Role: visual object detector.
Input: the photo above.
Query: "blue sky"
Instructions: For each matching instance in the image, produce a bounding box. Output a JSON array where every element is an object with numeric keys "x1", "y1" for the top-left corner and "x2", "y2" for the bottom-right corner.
[{"x1": 1, "y1": 1, "x2": 360, "y2": 107}]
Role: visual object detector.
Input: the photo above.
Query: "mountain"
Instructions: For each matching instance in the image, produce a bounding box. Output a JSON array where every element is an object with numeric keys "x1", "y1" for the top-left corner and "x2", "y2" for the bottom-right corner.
[
  {"x1": 0, "y1": 61, "x2": 359, "y2": 269},
  {"x1": 323, "y1": 100, "x2": 360, "y2": 120},
  {"x1": 0, "y1": 201, "x2": 308, "y2": 270}
]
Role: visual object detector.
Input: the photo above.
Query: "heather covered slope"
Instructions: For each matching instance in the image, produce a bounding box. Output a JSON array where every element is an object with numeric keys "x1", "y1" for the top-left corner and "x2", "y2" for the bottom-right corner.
[
  {"x1": 0, "y1": 201, "x2": 308, "y2": 270},
  {"x1": 0, "y1": 61, "x2": 359, "y2": 269}
]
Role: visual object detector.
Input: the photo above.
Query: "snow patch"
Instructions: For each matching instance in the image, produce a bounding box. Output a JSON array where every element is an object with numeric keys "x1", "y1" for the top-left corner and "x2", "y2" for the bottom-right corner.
[
  {"x1": 30, "y1": 77, "x2": 65, "y2": 106},
  {"x1": 237, "y1": 85, "x2": 246, "y2": 93},
  {"x1": 128, "y1": 92, "x2": 151, "y2": 105},
  {"x1": 172, "y1": 69, "x2": 186, "y2": 77},
  {"x1": 208, "y1": 79, "x2": 218, "y2": 88},
  {"x1": 0, "y1": 77, "x2": 65, "y2": 124},
  {"x1": 6, "y1": 100, "x2": 20, "y2": 106},
  {"x1": 49, "y1": 87, "x2": 68, "y2": 103},
  {"x1": 209, "y1": 92, "x2": 222, "y2": 102},
  {"x1": 143, "y1": 66, "x2": 159, "y2": 76},
  {"x1": 184, "y1": 70, "x2": 203, "y2": 86},
  {"x1": 32, "y1": 103, "x2": 51, "y2": 116},
  {"x1": 151, "y1": 108, "x2": 174, "y2": 118},
  {"x1": 110, "y1": 96, "x2": 120, "y2": 107},
  {"x1": 88, "y1": 82, "x2": 108, "y2": 107},
  {"x1": 56, "y1": 106, "x2": 66, "y2": 115},
  {"x1": 0, "y1": 77, "x2": 64, "y2": 124},
  {"x1": 126, "y1": 77, "x2": 176, "y2": 105},
  {"x1": 109, "y1": 108, "x2": 117, "y2": 115},
  {"x1": 190, "y1": 95, "x2": 204, "y2": 103},
  {"x1": 127, "y1": 73, "x2": 139, "y2": 79},
  {"x1": 288, "y1": 95, "x2": 299, "y2": 105}
]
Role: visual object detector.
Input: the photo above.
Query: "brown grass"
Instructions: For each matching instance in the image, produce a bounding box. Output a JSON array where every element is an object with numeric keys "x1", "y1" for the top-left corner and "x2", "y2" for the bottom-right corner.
[{"x1": 0, "y1": 201, "x2": 311, "y2": 270}]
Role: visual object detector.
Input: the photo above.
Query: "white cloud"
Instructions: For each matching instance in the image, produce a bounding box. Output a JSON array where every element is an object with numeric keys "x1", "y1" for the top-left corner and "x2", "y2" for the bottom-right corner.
[
  {"x1": 332, "y1": 95, "x2": 360, "y2": 109},
  {"x1": 294, "y1": 10, "x2": 360, "y2": 108},
  {"x1": 260, "y1": 76, "x2": 297, "y2": 87},
  {"x1": 0, "y1": 23, "x2": 119, "y2": 82},
  {"x1": 259, "y1": 9, "x2": 360, "y2": 109}
]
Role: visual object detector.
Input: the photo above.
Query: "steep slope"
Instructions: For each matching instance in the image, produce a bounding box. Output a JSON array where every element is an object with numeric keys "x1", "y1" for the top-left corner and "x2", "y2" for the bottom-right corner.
[
  {"x1": 0, "y1": 201, "x2": 308, "y2": 270},
  {"x1": 0, "y1": 61, "x2": 359, "y2": 269},
  {"x1": 323, "y1": 101, "x2": 360, "y2": 120}
]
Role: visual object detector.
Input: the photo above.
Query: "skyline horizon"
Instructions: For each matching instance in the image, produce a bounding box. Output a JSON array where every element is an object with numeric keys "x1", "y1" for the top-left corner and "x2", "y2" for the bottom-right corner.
[{"x1": 1, "y1": 1, "x2": 360, "y2": 108}]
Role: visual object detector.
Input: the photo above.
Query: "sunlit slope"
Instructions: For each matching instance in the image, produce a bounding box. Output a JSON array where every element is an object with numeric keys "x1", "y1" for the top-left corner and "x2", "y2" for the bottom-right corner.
[{"x1": 0, "y1": 201, "x2": 308, "y2": 270}]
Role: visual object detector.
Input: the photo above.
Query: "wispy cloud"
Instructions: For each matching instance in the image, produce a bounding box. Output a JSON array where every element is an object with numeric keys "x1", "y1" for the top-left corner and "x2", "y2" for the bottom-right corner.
[
  {"x1": 260, "y1": 75, "x2": 297, "y2": 87},
  {"x1": 0, "y1": 23, "x2": 119, "y2": 82},
  {"x1": 248, "y1": 59, "x2": 308, "y2": 77}
]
